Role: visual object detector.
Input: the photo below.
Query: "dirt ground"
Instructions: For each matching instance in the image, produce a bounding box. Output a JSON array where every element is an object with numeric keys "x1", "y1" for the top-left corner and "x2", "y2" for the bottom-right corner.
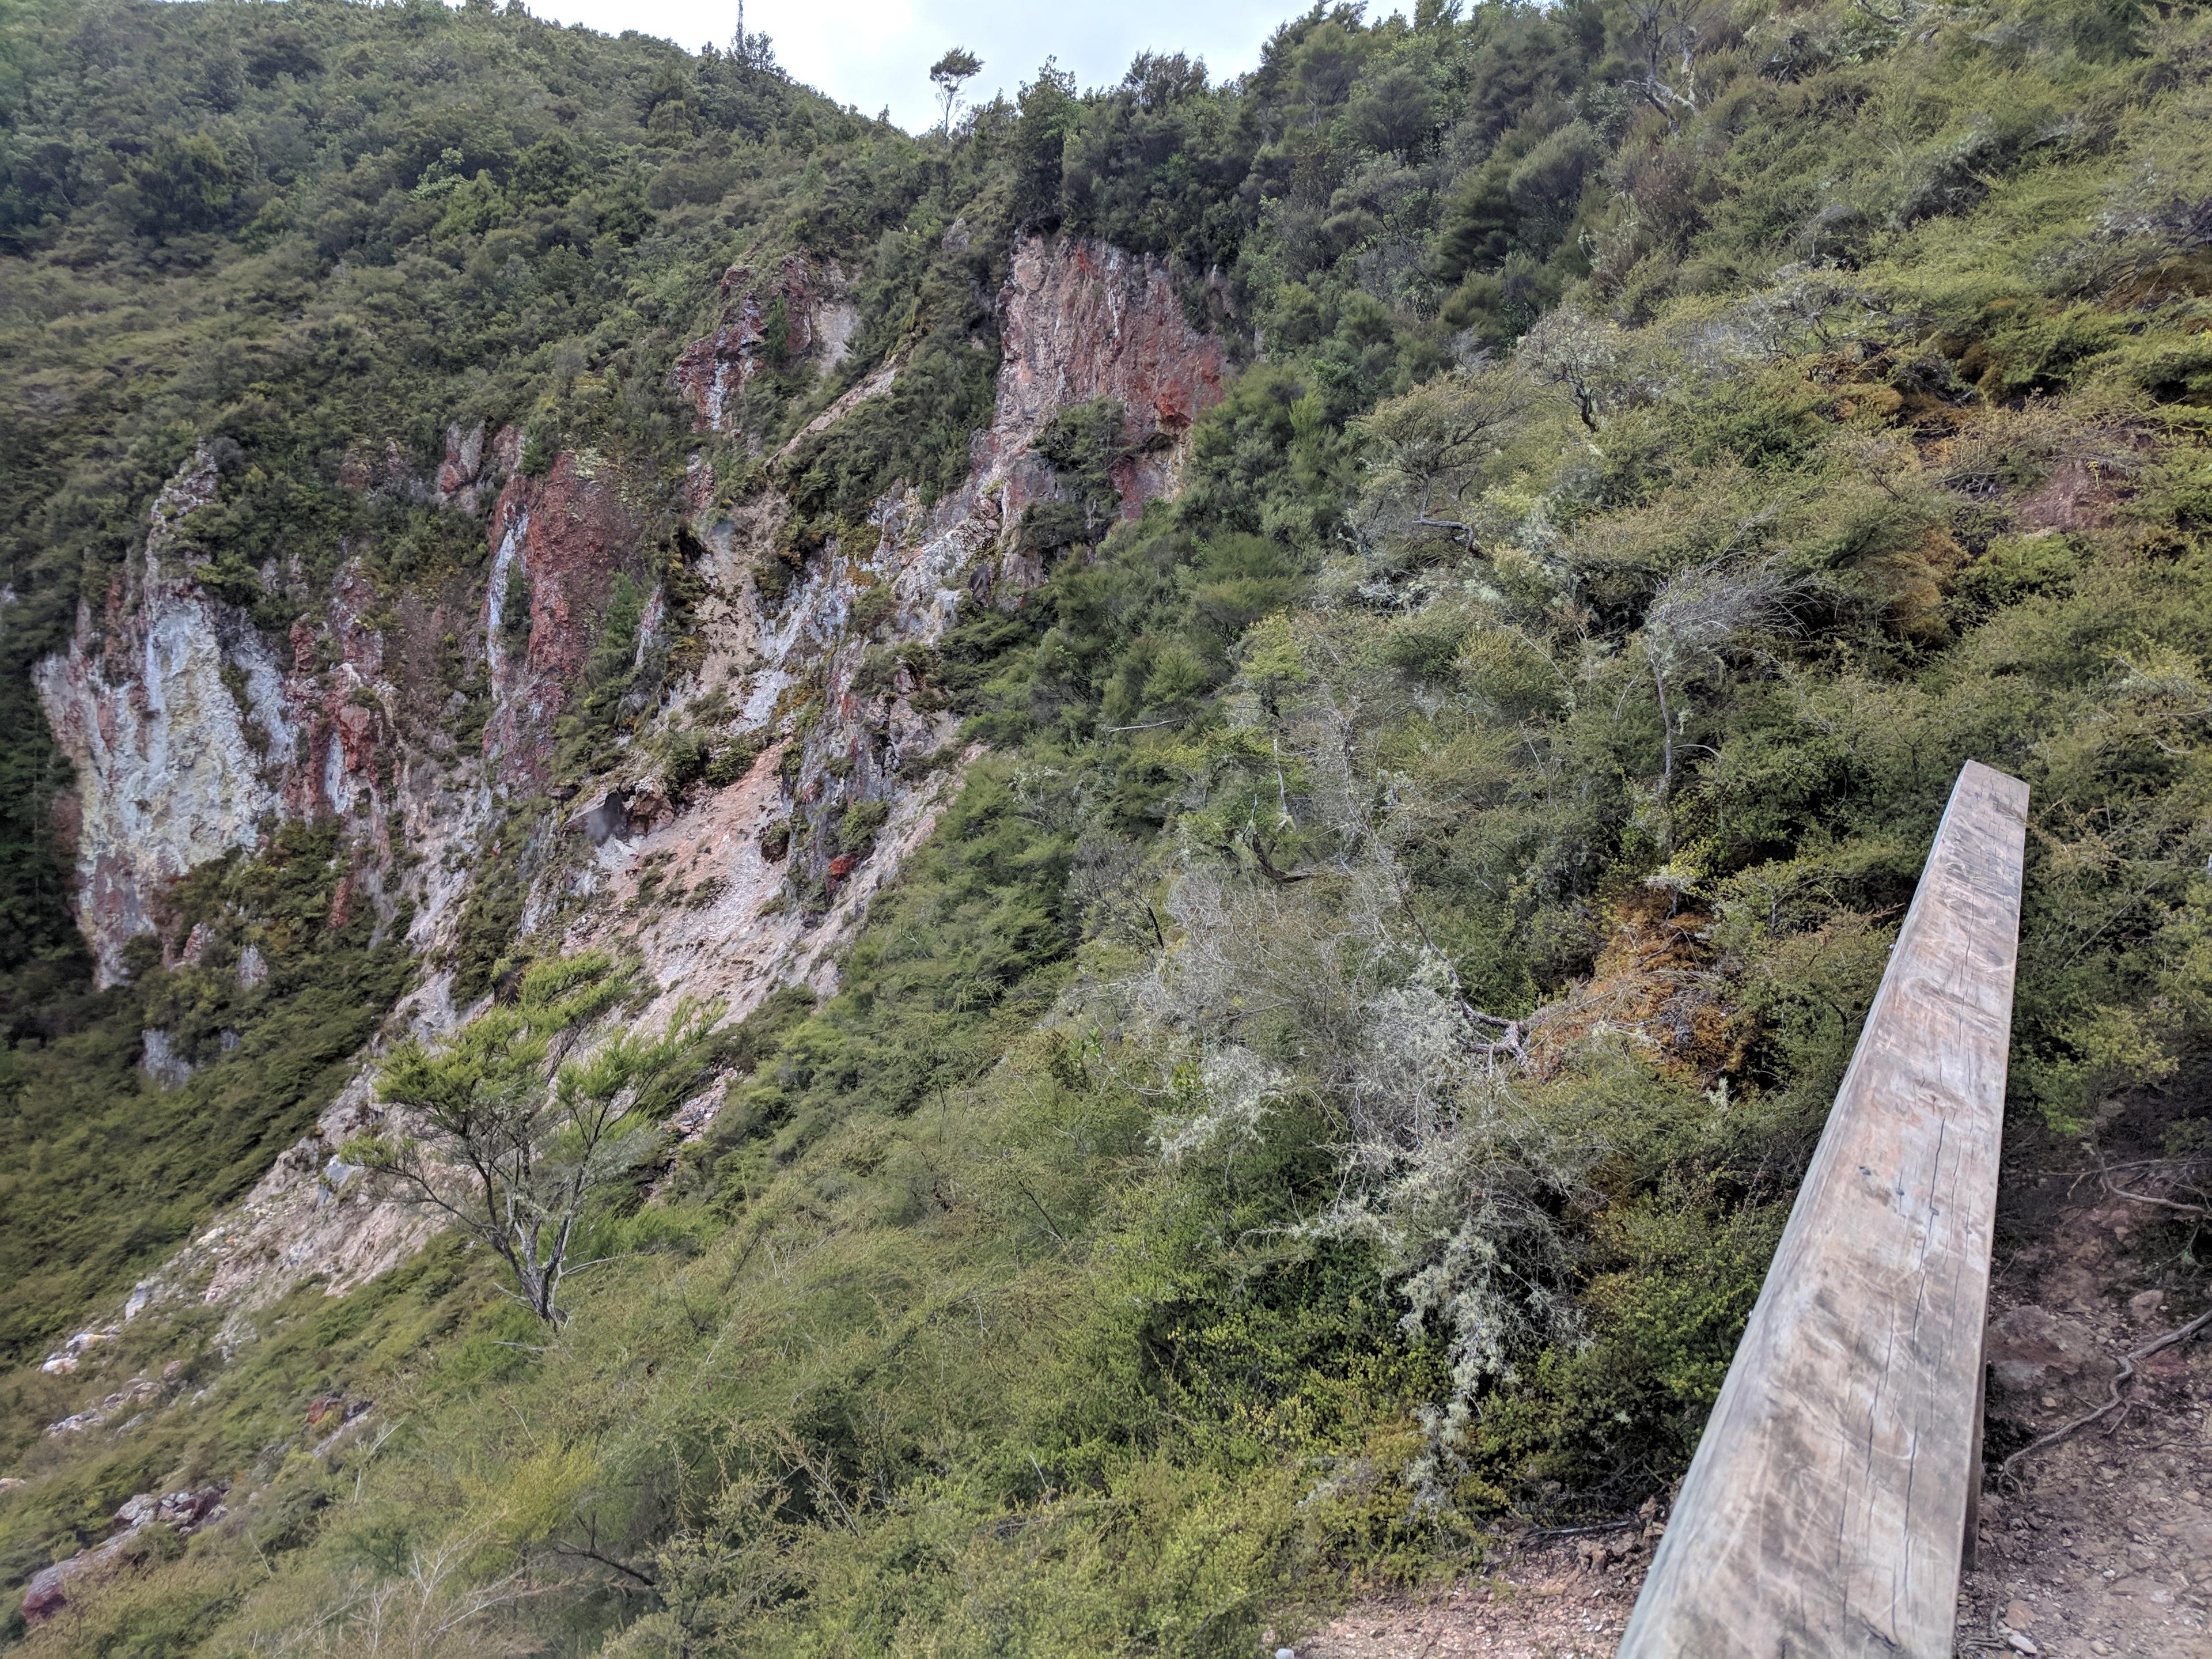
[
  {"x1": 1287, "y1": 1528, "x2": 1647, "y2": 1659},
  {"x1": 1952, "y1": 1083, "x2": 2211, "y2": 1659},
  {"x1": 1287, "y1": 1086, "x2": 2212, "y2": 1659}
]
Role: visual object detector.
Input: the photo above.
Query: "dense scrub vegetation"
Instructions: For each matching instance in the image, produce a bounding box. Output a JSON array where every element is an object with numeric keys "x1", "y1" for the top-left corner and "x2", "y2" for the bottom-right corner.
[{"x1": 3, "y1": 0, "x2": 2211, "y2": 1653}]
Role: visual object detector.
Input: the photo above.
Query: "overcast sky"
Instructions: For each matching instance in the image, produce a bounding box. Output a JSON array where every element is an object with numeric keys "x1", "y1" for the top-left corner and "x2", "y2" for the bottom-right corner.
[{"x1": 517, "y1": 0, "x2": 1411, "y2": 132}]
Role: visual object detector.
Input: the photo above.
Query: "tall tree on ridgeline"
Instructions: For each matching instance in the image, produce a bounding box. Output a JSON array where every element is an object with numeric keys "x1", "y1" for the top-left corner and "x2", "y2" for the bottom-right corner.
[{"x1": 930, "y1": 46, "x2": 981, "y2": 136}]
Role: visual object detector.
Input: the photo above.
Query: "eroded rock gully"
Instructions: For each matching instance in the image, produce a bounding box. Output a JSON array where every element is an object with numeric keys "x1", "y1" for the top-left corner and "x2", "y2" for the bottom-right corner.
[{"x1": 31, "y1": 230, "x2": 1223, "y2": 1329}]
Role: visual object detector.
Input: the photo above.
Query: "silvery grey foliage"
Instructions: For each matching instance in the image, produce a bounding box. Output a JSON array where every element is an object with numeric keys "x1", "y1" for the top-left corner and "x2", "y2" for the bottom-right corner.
[
  {"x1": 1514, "y1": 306, "x2": 1630, "y2": 431},
  {"x1": 1097, "y1": 658, "x2": 1598, "y2": 1511},
  {"x1": 2037, "y1": 88, "x2": 2212, "y2": 290},
  {"x1": 1154, "y1": 1044, "x2": 1301, "y2": 1167},
  {"x1": 1641, "y1": 557, "x2": 1807, "y2": 804},
  {"x1": 2097, "y1": 92, "x2": 2212, "y2": 252},
  {"x1": 1309, "y1": 974, "x2": 1593, "y2": 1513},
  {"x1": 1724, "y1": 266, "x2": 1897, "y2": 359}
]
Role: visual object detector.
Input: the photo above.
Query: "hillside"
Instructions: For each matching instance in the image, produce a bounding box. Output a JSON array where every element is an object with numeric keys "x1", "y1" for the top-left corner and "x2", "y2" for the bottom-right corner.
[{"x1": 0, "y1": 0, "x2": 2208, "y2": 1653}]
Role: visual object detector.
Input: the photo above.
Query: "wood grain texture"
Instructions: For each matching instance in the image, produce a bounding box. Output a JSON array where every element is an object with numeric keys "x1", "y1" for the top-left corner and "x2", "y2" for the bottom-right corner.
[{"x1": 1617, "y1": 760, "x2": 2029, "y2": 1659}]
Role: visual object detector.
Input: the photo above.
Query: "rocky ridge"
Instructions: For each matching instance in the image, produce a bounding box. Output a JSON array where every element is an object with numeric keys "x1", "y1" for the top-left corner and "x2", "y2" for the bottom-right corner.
[
  {"x1": 31, "y1": 231, "x2": 1224, "y2": 1327},
  {"x1": 19, "y1": 1482, "x2": 226, "y2": 1626}
]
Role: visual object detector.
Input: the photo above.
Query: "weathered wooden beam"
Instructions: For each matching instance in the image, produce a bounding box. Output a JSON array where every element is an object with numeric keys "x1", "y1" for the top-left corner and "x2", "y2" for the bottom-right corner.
[{"x1": 1618, "y1": 760, "x2": 2030, "y2": 1659}]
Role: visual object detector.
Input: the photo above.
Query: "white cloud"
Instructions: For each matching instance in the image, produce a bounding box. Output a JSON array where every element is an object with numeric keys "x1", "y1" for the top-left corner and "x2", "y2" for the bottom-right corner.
[{"x1": 520, "y1": 0, "x2": 1410, "y2": 132}]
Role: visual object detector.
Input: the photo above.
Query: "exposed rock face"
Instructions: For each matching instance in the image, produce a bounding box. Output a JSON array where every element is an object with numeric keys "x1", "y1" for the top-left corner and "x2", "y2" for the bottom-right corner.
[
  {"x1": 35, "y1": 451, "x2": 294, "y2": 984},
  {"x1": 821, "y1": 234, "x2": 1226, "y2": 622},
  {"x1": 673, "y1": 255, "x2": 854, "y2": 432},
  {"x1": 513, "y1": 232, "x2": 1230, "y2": 1030},
  {"x1": 46, "y1": 230, "x2": 1226, "y2": 1317},
  {"x1": 279, "y1": 560, "x2": 396, "y2": 830},
  {"x1": 36, "y1": 453, "x2": 471, "y2": 984},
  {"x1": 432, "y1": 421, "x2": 517, "y2": 514},
  {"x1": 986, "y1": 235, "x2": 1226, "y2": 530},
  {"x1": 140, "y1": 1029, "x2": 193, "y2": 1089},
  {"x1": 482, "y1": 450, "x2": 644, "y2": 791},
  {"x1": 179, "y1": 1072, "x2": 437, "y2": 1310},
  {"x1": 21, "y1": 1483, "x2": 226, "y2": 1624},
  {"x1": 599, "y1": 234, "x2": 1225, "y2": 1007}
]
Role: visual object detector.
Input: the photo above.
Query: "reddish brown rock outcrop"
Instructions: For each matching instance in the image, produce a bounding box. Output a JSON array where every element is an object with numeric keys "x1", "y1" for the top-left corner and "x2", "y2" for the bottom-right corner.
[
  {"x1": 674, "y1": 254, "x2": 831, "y2": 431},
  {"x1": 22, "y1": 1484, "x2": 227, "y2": 1624},
  {"x1": 50, "y1": 230, "x2": 1225, "y2": 1320},
  {"x1": 481, "y1": 452, "x2": 646, "y2": 790},
  {"x1": 431, "y1": 421, "x2": 517, "y2": 514},
  {"x1": 986, "y1": 236, "x2": 1227, "y2": 533}
]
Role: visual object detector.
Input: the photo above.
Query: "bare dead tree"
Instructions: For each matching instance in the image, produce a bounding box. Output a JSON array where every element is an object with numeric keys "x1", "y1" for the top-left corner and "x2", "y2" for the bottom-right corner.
[{"x1": 1626, "y1": 1, "x2": 1724, "y2": 131}]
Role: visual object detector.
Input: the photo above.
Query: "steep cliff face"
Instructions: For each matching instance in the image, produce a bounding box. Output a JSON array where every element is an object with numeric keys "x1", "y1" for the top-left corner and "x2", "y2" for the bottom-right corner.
[
  {"x1": 672, "y1": 254, "x2": 858, "y2": 434},
  {"x1": 987, "y1": 236, "x2": 1226, "y2": 530},
  {"x1": 482, "y1": 449, "x2": 646, "y2": 792},
  {"x1": 636, "y1": 233, "x2": 1224, "y2": 964},
  {"x1": 37, "y1": 453, "x2": 297, "y2": 986},
  {"x1": 32, "y1": 232, "x2": 1224, "y2": 1316},
  {"x1": 544, "y1": 233, "x2": 1222, "y2": 1031},
  {"x1": 37, "y1": 460, "x2": 483, "y2": 988}
]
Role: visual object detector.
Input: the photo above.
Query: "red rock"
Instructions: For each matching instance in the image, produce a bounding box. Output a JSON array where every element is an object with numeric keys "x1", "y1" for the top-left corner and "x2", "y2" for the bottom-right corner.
[
  {"x1": 988, "y1": 235, "x2": 1227, "y2": 531},
  {"x1": 22, "y1": 1560, "x2": 71, "y2": 1624},
  {"x1": 1987, "y1": 1304, "x2": 2110, "y2": 1393},
  {"x1": 672, "y1": 254, "x2": 819, "y2": 430},
  {"x1": 480, "y1": 453, "x2": 646, "y2": 790},
  {"x1": 20, "y1": 1483, "x2": 225, "y2": 1624}
]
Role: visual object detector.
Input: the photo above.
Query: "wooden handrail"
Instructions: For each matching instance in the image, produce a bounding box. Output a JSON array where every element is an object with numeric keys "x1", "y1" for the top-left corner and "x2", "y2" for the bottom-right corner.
[{"x1": 1618, "y1": 760, "x2": 2029, "y2": 1658}]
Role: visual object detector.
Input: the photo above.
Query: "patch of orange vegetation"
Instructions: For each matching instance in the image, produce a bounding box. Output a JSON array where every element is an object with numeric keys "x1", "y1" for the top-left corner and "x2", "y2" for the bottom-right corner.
[
  {"x1": 1525, "y1": 889, "x2": 1738, "y2": 1082},
  {"x1": 1865, "y1": 523, "x2": 1968, "y2": 643}
]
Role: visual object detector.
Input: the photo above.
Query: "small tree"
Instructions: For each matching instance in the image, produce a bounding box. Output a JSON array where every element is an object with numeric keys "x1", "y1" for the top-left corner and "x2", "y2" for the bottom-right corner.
[
  {"x1": 1349, "y1": 63, "x2": 1437, "y2": 160},
  {"x1": 1291, "y1": 21, "x2": 1360, "y2": 128},
  {"x1": 929, "y1": 47, "x2": 982, "y2": 137},
  {"x1": 349, "y1": 954, "x2": 710, "y2": 1323},
  {"x1": 1357, "y1": 368, "x2": 1536, "y2": 553},
  {"x1": 1513, "y1": 305, "x2": 1630, "y2": 433},
  {"x1": 1639, "y1": 558, "x2": 1803, "y2": 805}
]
